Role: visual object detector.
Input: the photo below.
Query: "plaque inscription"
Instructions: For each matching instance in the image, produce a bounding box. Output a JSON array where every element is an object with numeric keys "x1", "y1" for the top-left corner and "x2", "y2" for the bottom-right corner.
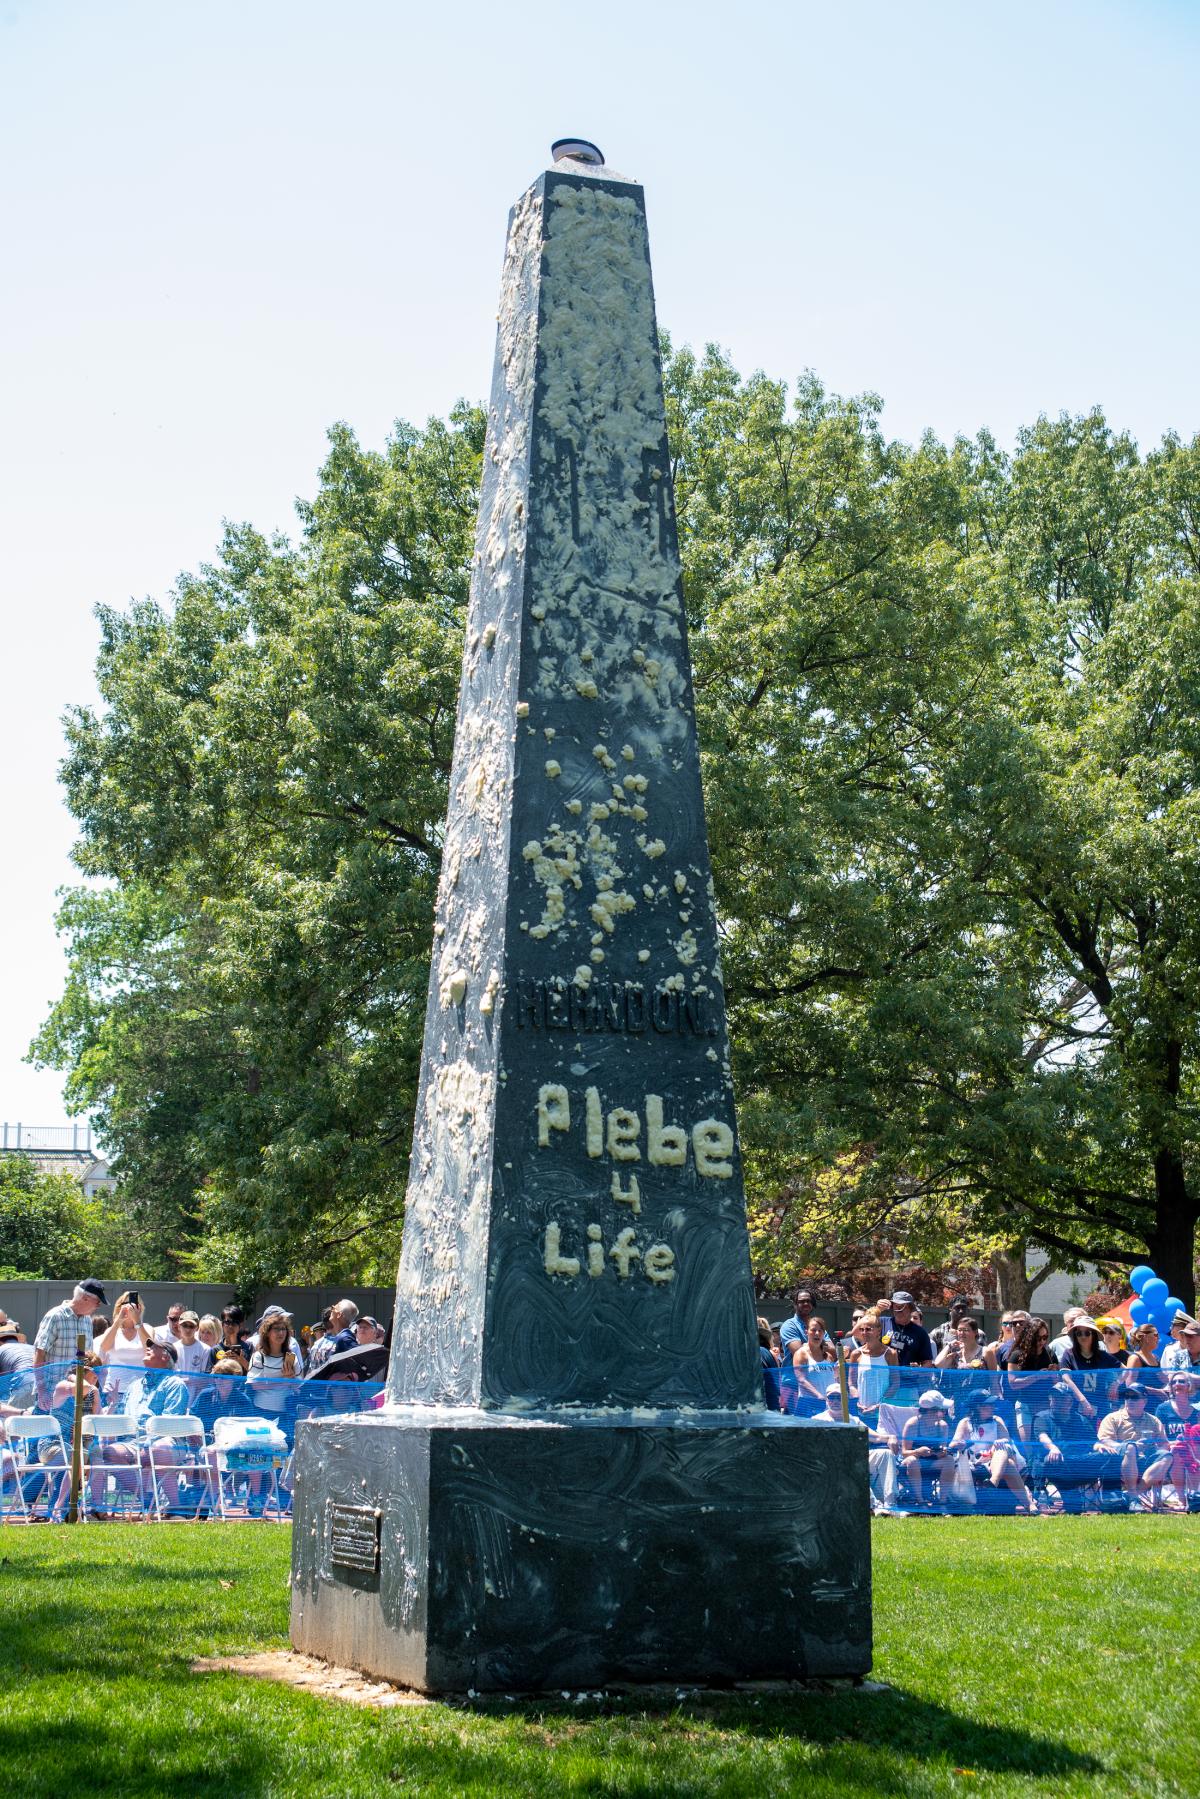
[{"x1": 329, "y1": 1501, "x2": 381, "y2": 1574}]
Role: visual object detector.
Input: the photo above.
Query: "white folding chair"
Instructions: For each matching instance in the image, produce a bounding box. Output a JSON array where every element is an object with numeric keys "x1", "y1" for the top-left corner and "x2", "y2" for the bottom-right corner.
[
  {"x1": 81, "y1": 1414, "x2": 146, "y2": 1520},
  {"x1": 2, "y1": 1416, "x2": 68, "y2": 1522},
  {"x1": 143, "y1": 1415, "x2": 215, "y2": 1520},
  {"x1": 878, "y1": 1402, "x2": 917, "y2": 1442}
]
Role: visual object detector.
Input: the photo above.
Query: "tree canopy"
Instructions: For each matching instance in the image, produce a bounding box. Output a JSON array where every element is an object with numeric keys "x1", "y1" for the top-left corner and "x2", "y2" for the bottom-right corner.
[
  {"x1": 34, "y1": 350, "x2": 1200, "y2": 1304},
  {"x1": 0, "y1": 1155, "x2": 123, "y2": 1281}
]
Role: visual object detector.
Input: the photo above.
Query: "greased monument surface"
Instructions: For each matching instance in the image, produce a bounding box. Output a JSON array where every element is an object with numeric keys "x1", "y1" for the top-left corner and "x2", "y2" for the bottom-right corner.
[{"x1": 290, "y1": 146, "x2": 871, "y2": 1691}]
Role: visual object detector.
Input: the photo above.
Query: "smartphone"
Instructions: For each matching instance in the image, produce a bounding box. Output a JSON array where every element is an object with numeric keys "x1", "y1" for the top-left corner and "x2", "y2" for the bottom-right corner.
[{"x1": 127, "y1": 1290, "x2": 140, "y2": 1309}]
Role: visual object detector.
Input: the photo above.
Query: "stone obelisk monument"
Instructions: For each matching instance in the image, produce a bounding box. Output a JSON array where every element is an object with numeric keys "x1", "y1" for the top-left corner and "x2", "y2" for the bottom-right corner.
[{"x1": 290, "y1": 141, "x2": 871, "y2": 1691}]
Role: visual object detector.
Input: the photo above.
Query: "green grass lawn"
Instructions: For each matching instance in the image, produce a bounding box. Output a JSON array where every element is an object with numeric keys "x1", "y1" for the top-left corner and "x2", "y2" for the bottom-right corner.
[{"x1": 0, "y1": 1518, "x2": 1195, "y2": 1797}]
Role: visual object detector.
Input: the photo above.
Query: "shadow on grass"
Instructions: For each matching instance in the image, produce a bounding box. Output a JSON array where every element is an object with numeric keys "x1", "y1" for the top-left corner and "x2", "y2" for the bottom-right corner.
[
  {"x1": 0, "y1": 1686, "x2": 1105, "y2": 1799},
  {"x1": 0, "y1": 1540, "x2": 1104, "y2": 1795},
  {"x1": 0, "y1": 1665, "x2": 1104, "y2": 1799},
  {"x1": 0, "y1": 1716, "x2": 279, "y2": 1799},
  {"x1": 482, "y1": 1685, "x2": 1104, "y2": 1779}
]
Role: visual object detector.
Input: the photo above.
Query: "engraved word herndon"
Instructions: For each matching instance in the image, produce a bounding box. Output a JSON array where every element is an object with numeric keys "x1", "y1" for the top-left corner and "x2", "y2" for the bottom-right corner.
[{"x1": 510, "y1": 976, "x2": 718, "y2": 1036}]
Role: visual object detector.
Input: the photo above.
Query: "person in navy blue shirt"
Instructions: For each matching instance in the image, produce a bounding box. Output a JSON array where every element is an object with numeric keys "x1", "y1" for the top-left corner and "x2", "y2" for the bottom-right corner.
[
  {"x1": 884, "y1": 1293, "x2": 934, "y2": 1367},
  {"x1": 757, "y1": 1318, "x2": 782, "y2": 1410}
]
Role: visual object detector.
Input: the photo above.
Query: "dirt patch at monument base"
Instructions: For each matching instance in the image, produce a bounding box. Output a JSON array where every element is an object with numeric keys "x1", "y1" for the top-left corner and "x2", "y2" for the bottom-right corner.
[
  {"x1": 192, "y1": 1652, "x2": 889, "y2": 1710},
  {"x1": 191, "y1": 1651, "x2": 432, "y2": 1708}
]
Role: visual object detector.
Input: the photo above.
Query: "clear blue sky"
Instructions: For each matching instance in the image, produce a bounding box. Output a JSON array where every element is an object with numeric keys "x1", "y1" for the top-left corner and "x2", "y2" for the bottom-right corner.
[{"x1": 2, "y1": 0, "x2": 1198, "y2": 1125}]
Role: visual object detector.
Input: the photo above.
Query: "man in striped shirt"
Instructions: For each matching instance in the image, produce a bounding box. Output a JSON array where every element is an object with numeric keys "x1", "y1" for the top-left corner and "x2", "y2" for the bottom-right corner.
[{"x1": 32, "y1": 1280, "x2": 107, "y2": 1406}]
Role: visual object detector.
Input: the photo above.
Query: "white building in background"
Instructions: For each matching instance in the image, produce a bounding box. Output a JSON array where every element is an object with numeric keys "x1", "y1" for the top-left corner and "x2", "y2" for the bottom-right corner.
[
  {"x1": 1, "y1": 1122, "x2": 116, "y2": 1196},
  {"x1": 1026, "y1": 1248, "x2": 1102, "y2": 1316},
  {"x1": 79, "y1": 1157, "x2": 116, "y2": 1198}
]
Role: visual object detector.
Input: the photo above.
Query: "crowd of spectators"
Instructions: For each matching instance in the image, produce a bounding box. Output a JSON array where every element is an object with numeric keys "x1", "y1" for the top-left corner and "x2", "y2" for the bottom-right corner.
[
  {"x1": 5, "y1": 1277, "x2": 1198, "y2": 1522},
  {"x1": 761, "y1": 1288, "x2": 1200, "y2": 1515},
  {"x1": 0, "y1": 1282, "x2": 387, "y2": 1522}
]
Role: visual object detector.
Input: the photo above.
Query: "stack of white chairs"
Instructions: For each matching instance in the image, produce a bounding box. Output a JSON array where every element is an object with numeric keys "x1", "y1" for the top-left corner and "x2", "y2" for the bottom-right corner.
[{"x1": 212, "y1": 1415, "x2": 288, "y2": 1519}]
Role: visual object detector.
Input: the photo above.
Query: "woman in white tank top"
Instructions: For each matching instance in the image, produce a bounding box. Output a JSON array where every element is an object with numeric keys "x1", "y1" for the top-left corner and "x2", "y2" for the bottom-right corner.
[
  {"x1": 848, "y1": 1310, "x2": 899, "y2": 1416},
  {"x1": 950, "y1": 1392, "x2": 1035, "y2": 1511},
  {"x1": 94, "y1": 1293, "x2": 152, "y2": 1404}
]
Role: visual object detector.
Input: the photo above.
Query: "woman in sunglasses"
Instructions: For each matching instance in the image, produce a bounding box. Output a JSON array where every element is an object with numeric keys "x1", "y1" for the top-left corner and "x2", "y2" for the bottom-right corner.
[
  {"x1": 847, "y1": 1310, "x2": 899, "y2": 1418},
  {"x1": 247, "y1": 1318, "x2": 299, "y2": 1425},
  {"x1": 244, "y1": 1316, "x2": 298, "y2": 1517},
  {"x1": 950, "y1": 1391, "x2": 1037, "y2": 1512},
  {"x1": 1058, "y1": 1317, "x2": 1122, "y2": 1409},
  {"x1": 900, "y1": 1391, "x2": 954, "y2": 1507},
  {"x1": 1001, "y1": 1317, "x2": 1055, "y2": 1442},
  {"x1": 1121, "y1": 1321, "x2": 1166, "y2": 1399}
]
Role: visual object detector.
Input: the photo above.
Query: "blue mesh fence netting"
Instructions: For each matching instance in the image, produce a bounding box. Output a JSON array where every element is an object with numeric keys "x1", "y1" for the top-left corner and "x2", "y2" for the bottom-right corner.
[
  {"x1": 776, "y1": 1361, "x2": 1200, "y2": 1513},
  {"x1": 1, "y1": 1361, "x2": 384, "y2": 1521},
  {"x1": 3, "y1": 1357, "x2": 1198, "y2": 1520}
]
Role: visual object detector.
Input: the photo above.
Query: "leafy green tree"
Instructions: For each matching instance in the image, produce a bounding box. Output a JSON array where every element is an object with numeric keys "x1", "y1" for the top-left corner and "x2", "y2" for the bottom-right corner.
[
  {"x1": 33, "y1": 409, "x2": 484, "y2": 1284},
  {"x1": 671, "y1": 355, "x2": 1200, "y2": 1307},
  {"x1": 33, "y1": 349, "x2": 1200, "y2": 1305},
  {"x1": 0, "y1": 1155, "x2": 122, "y2": 1279}
]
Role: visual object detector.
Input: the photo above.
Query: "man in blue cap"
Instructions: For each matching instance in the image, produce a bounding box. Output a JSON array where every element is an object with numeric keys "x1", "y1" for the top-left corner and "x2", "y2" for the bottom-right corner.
[
  {"x1": 885, "y1": 1292, "x2": 934, "y2": 1367},
  {"x1": 1032, "y1": 1380, "x2": 1102, "y2": 1511},
  {"x1": 1095, "y1": 1382, "x2": 1173, "y2": 1510}
]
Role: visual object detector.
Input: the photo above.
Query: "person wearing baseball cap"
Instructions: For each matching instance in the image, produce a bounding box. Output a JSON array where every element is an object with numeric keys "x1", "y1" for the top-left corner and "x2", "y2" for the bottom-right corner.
[
  {"x1": 1096, "y1": 1382, "x2": 1172, "y2": 1509},
  {"x1": 173, "y1": 1310, "x2": 208, "y2": 1375},
  {"x1": 0, "y1": 1320, "x2": 37, "y2": 1410},
  {"x1": 886, "y1": 1293, "x2": 934, "y2": 1368},
  {"x1": 252, "y1": 1303, "x2": 302, "y2": 1362},
  {"x1": 818, "y1": 1385, "x2": 900, "y2": 1513},
  {"x1": 899, "y1": 1391, "x2": 954, "y2": 1506},
  {"x1": 1032, "y1": 1380, "x2": 1102, "y2": 1512},
  {"x1": 32, "y1": 1280, "x2": 107, "y2": 1407},
  {"x1": 1160, "y1": 1315, "x2": 1200, "y2": 1379}
]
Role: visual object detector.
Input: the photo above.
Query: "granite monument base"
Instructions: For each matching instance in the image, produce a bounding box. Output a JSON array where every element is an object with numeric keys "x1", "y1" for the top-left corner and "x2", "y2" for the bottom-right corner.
[{"x1": 290, "y1": 1408, "x2": 871, "y2": 1692}]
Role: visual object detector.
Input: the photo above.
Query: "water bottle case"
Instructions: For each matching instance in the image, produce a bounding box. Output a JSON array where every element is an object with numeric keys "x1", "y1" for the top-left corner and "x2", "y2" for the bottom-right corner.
[{"x1": 213, "y1": 1417, "x2": 287, "y2": 1467}]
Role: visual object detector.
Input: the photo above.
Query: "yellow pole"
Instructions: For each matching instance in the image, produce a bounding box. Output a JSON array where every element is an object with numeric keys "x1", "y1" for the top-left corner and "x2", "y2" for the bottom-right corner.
[
  {"x1": 67, "y1": 1331, "x2": 86, "y2": 1524},
  {"x1": 837, "y1": 1339, "x2": 852, "y2": 1419}
]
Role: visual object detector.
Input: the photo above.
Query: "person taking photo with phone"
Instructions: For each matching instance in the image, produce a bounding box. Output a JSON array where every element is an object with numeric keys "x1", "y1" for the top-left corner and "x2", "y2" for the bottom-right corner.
[{"x1": 95, "y1": 1291, "x2": 153, "y2": 1407}]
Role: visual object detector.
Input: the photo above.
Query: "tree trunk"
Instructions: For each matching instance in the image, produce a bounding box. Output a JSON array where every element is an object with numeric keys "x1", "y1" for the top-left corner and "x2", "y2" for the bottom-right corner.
[
  {"x1": 1147, "y1": 1147, "x2": 1198, "y2": 1312},
  {"x1": 990, "y1": 1241, "x2": 1037, "y2": 1312},
  {"x1": 990, "y1": 1239, "x2": 1067, "y2": 1315}
]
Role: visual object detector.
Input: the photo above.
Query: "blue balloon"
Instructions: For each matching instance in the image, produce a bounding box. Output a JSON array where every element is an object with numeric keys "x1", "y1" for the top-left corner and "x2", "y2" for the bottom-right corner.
[
  {"x1": 1130, "y1": 1298, "x2": 1149, "y2": 1327},
  {"x1": 1142, "y1": 1277, "x2": 1169, "y2": 1307},
  {"x1": 1164, "y1": 1297, "x2": 1184, "y2": 1319},
  {"x1": 1129, "y1": 1265, "x2": 1155, "y2": 1294}
]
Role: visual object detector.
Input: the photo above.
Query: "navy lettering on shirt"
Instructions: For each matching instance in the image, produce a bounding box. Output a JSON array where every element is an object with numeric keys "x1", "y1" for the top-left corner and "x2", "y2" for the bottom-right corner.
[
  {"x1": 1156, "y1": 1402, "x2": 1198, "y2": 1444},
  {"x1": 888, "y1": 1322, "x2": 934, "y2": 1366}
]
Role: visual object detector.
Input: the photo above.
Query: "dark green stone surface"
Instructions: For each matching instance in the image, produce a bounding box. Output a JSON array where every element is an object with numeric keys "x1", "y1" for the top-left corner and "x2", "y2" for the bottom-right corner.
[{"x1": 292, "y1": 1409, "x2": 871, "y2": 1690}]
